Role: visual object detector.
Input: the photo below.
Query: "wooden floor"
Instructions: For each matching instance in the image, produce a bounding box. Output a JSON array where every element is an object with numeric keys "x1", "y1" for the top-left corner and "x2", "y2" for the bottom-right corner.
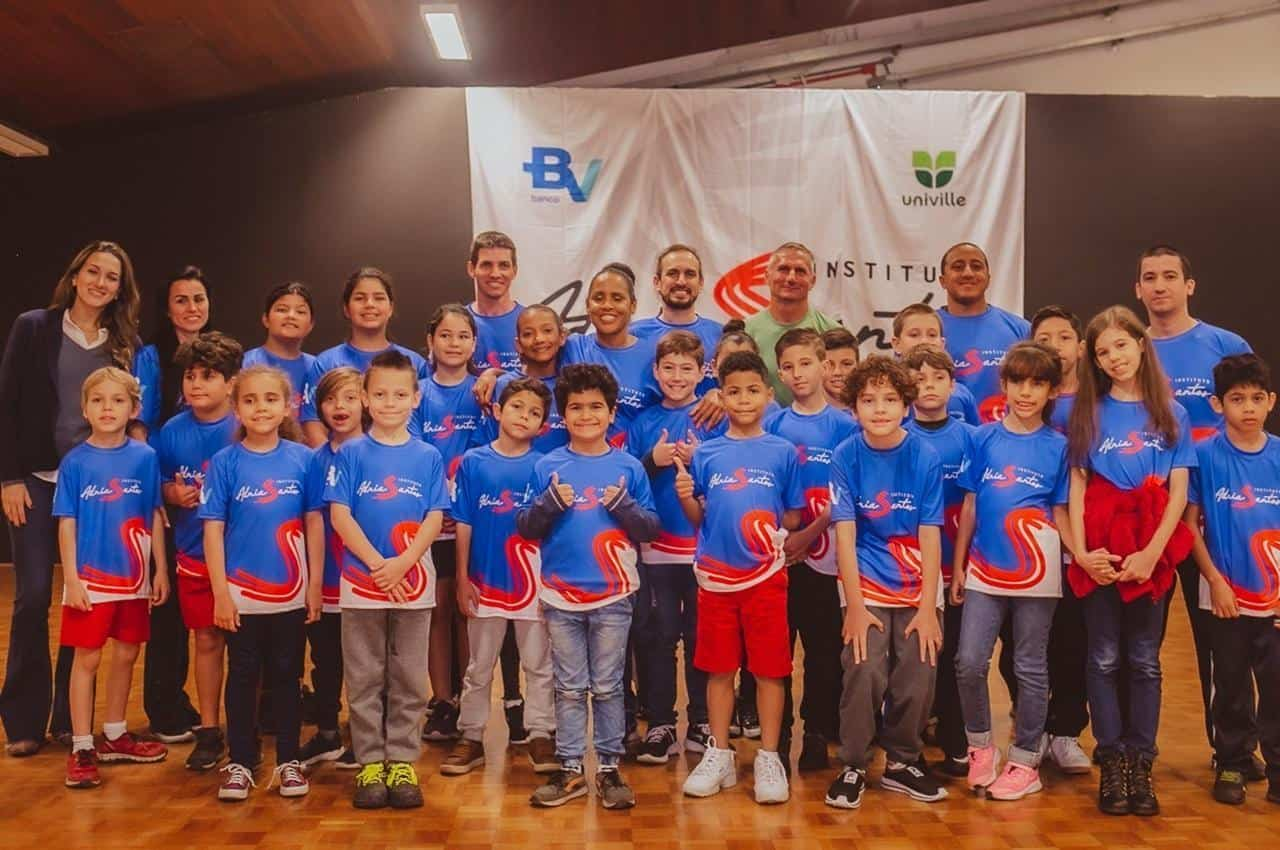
[{"x1": 0, "y1": 566, "x2": 1277, "y2": 849}]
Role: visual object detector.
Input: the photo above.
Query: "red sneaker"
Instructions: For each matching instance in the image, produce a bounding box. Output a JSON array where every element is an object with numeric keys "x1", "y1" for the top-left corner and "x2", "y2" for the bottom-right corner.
[
  {"x1": 65, "y1": 749, "x2": 101, "y2": 788},
  {"x1": 98, "y1": 732, "x2": 168, "y2": 763}
]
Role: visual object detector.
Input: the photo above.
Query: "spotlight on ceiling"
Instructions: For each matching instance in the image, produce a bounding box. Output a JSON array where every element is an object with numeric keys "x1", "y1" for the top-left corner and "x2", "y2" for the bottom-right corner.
[{"x1": 421, "y1": 4, "x2": 471, "y2": 61}]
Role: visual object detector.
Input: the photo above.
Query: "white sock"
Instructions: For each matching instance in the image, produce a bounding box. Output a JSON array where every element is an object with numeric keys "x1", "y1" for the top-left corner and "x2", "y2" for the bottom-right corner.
[
  {"x1": 103, "y1": 721, "x2": 127, "y2": 741},
  {"x1": 72, "y1": 735, "x2": 94, "y2": 753}
]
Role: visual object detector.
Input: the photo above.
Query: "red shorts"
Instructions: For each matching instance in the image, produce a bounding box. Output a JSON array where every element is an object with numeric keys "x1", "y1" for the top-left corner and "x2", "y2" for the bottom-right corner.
[
  {"x1": 60, "y1": 598, "x2": 150, "y2": 649},
  {"x1": 694, "y1": 569, "x2": 791, "y2": 679},
  {"x1": 178, "y1": 575, "x2": 215, "y2": 630}
]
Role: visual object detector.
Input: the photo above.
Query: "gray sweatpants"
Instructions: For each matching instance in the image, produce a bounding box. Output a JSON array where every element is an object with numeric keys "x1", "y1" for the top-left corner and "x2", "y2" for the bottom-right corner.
[
  {"x1": 837, "y1": 605, "x2": 939, "y2": 769},
  {"x1": 341, "y1": 607, "x2": 432, "y2": 764},
  {"x1": 458, "y1": 617, "x2": 555, "y2": 742}
]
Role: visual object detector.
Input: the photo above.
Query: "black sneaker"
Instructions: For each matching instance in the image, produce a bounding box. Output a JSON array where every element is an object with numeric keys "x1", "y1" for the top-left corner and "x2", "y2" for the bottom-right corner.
[
  {"x1": 386, "y1": 761, "x2": 424, "y2": 809},
  {"x1": 880, "y1": 761, "x2": 947, "y2": 802},
  {"x1": 505, "y1": 700, "x2": 530, "y2": 745},
  {"x1": 938, "y1": 754, "x2": 969, "y2": 778},
  {"x1": 799, "y1": 734, "x2": 830, "y2": 772},
  {"x1": 1267, "y1": 777, "x2": 1280, "y2": 804},
  {"x1": 152, "y1": 725, "x2": 196, "y2": 744},
  {"x1": 1098, "y1": 751, "x2": 1130, "y2": 815},
  {"x1": 729, "y1": 708, "x2": 743, "y2": 739},
  {"x1": 186, "y1": 726, "x2": 225, "y2": 771},
  {"x1": 739, "y1": 708, "x2": 761, "y2": 740},
  {"x1": 623, "y1": 728, "x2": 643, "y2": 761},
  {"x1": 596, "y1": 768, "x2": 636, "y2": 809},
  {"x1": 1247, "y1": 753, "x2": 1267, "y2": 783},
  {"x1": 685, "y1": 723, "x2": 711, "y2": 754},
  {"x1": 636, "y1": 725, "x2": 678, "y2": 765},
  {"x1": 299, "y1": 731, "x2": 345, "y2": 767},
  {"x1": 530, "y1": 767, "x2": 589, "y2": 807},
  {"x1": 421, "y1": 700, "x2": 459, "y2": 742},
  {"x1": 335, "y1": 748, "x2": 359, "y2": 769},
  {"x1": 1126, "y1": 751, "x2": 1159, "y2": 816},
  {"x1": 1212, "y1": 768, "x2": 1246, "y2": 805},
  {"x1": 824, "y1": 765, "x2": 866, "y2": 809}
]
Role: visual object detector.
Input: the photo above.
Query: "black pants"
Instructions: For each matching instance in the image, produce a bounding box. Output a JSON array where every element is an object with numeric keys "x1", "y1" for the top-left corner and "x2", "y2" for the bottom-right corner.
[
  {"x1": 1208, "y1": 612, "x2": 1279, "y2": 776},
  {"x1": 934, "y1": 599, "x2": 967, "y2": 759},
  {"x1": 500, "y1": 621, "x2": 521, "y2": 702},
  {"x1": 642, "y1": 565, "x2": 708, "y2": 727},
  {"x1": 0, "y1": 477, "x2": 72, "y2": 741},
  {"x1": 143, "y1": 529, "x2": 198, "y2": 733},
  {"x1": 225, "y1": 609, "x2": 306, "y2": 766},
  {"x1": 1046, "y1": 581, "x2": 1090, "y2": 737},
  {"x1": 307, "y1": 612, "x2": 343, "y2": 731},
  {"x1": 780, "y1": 562, "x2": 841, "y2": 744}
]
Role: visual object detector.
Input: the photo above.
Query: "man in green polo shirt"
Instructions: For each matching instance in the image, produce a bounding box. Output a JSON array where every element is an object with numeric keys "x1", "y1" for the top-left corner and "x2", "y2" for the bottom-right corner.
[{"x1": 744, "y1": 241, "x2": 840, "y2": 404}]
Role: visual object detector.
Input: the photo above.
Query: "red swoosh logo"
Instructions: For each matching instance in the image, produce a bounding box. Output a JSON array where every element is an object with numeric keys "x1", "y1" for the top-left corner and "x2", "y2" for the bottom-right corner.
[{"x1": 713, "y1": 253, "x2": 771, "y2": 319}]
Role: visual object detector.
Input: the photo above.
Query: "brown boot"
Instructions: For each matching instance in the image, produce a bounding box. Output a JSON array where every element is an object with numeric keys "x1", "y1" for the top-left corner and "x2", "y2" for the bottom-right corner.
[
  {"x1": 527, "y1": 735, "x2": 559, "y2": 774},
  {"x1": 440, "y1": 738, "x2": 485, "y2": 776}
]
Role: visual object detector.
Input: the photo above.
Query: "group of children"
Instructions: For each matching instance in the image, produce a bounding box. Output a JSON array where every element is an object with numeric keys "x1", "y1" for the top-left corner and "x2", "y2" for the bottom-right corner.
[{"x1": 49, "y1": 248, "x2": 1278, "y2": 819}]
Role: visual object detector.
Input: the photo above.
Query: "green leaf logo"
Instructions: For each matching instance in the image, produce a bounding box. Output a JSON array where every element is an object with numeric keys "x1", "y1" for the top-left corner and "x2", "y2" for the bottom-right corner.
[
  {"x1": 912, "y1": 150, "x2": 933, "y2": 188},
  {"x1": 911, "y1": 149, "x2": 956, "y2": 189}
]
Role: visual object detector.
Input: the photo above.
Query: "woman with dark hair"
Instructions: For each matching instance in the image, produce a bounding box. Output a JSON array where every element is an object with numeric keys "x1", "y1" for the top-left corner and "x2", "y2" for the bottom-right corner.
[
  {"x1": 134, "y1": 266, "x2": 212, "y2": 744},
  {"x1": 0, "y1": 240, "x2": 142, "y2": 756}
]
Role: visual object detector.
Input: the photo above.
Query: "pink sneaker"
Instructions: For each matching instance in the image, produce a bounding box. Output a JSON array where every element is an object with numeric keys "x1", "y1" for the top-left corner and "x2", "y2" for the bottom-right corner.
[
  {"x1": 966, "y1": 745, "x2": 1000, "y2": 790},
  {"x1": 986, "y1": 761, "x2": 1043, "y2": 800}
]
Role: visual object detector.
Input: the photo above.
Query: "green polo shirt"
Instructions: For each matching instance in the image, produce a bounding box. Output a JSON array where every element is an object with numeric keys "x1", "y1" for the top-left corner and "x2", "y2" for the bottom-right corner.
[{"x1": 743, "y1": 306, "x2": 840, "y2": 405}]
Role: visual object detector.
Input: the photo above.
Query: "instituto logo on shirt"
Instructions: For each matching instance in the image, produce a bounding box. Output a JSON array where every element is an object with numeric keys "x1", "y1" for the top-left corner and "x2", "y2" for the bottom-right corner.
[
  {"x1": 1097, "y1": 431, "x2": 1167, "y2": 455},
  {"x1": 357, "y1": 475, "x2": 425, "y2": 499},
  {"x1": 709, "y1": 467, "x2": 777, "y2": 491},
  {"x1": 423, "y1": 414, "x2": 479, "y2": 441},
  {"x1": 1169, "y1": 376, "x2": 1211, "y2": 402},
  {"x1": 856, "y1": 490, "x2": 919, "y2": 517},
  {"x1": 981, "y1": 465, "x2": 1046, "y2": 490},
  {"x1": 234, "y1": 478, "x2": 302, "y2": 504},
  {"x1": 80, "y1": 478, "x2": 143, "y2": 501},
  {"x1": 1215, "y1": 484, "x2": 1280, "y2": 509},
  {"x1": 478, "y1": 484, "x2": 534, "y2": 514},
  {"x1": 796, "y1": 445, "x2": 833, "y2": 466},
  {"x1": 953, "y1": 348, "x2": 1006, "y2": 378}
]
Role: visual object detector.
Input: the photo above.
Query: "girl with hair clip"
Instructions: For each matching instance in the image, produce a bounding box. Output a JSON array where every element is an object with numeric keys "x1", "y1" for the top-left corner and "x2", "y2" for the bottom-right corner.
[{"x1": 1066, "y1": 305, "x2": 1196, "y2": 817}]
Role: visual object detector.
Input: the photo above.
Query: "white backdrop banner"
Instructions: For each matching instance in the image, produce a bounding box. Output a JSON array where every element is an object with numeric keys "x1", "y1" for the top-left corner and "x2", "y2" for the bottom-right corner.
[{"x1": 466, "y1": 88, "x2": 1025, "y2": 350}]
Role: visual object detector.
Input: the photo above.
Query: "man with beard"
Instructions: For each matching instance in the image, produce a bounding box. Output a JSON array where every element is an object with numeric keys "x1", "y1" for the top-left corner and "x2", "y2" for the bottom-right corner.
[
  {"x1": 744, "y1": 242, "x2": 839, "y2": 406},
  {"x1": 935, "y1": 242, "x2": 1030, "y2": 423},
  {"x1": 467, "y1": 231, "x2": 525, "y2": 372},
  {"x1": 634, "y1": 244, "x2": 723, "y2": 396}
]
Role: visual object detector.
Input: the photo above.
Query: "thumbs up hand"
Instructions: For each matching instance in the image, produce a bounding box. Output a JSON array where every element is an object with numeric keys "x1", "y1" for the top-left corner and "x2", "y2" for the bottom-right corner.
[
  {"x1": 673, "y1": 456, "x2": 694, "y2": 501},
  {"x1": 651, "y1": 428, "x2": 678, "y2": 467},
  {"x1": 550, "y1": 471, "x2": 576, "y2": 506},
  {"x1": 602, "y1": 474, "x2": 628, "y2": 506}
]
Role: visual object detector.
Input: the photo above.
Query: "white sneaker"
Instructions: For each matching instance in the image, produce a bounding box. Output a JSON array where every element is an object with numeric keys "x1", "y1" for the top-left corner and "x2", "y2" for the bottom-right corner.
[
  {"x1": 1047, "y1": 735, "x2": 1092, "y2": 774},
  {"x1": 683, "y1": 738, "x2": 737, "y2": 797},
  {"x1": 753, "y1": 749, "x2": 789, "y2": 804}
]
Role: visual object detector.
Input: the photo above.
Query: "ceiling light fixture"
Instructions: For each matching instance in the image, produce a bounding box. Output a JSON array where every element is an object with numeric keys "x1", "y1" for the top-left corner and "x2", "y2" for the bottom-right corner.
[
  {"x1": 0, "y1": 121, "x2": 48, "y2": 157},
  {"x1": 421, "y1": 4, "x2": 471, "y2": 61}
]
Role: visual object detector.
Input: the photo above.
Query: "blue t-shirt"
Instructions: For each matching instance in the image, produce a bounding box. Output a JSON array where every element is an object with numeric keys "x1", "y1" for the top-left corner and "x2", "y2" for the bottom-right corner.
[
  {"x1": 132, "y1": 344, "x2": 163, "y2": 435},
  {"x1": 1189, "y1": 432, "x2": 1280, "y2": 616},
  {"x1": 632, "y1": 314, "x2": 723, "y2": 394},
  {"x1": 52, "y1": 439, "x2": 162, "y2": 604},
  {"x1": 409, "y1": 374, "x2": 484, "y2": 535},
  {"x1": 625, "y1": 400, "x2": 726, "y2": 565},
  {"x1": 481, "y1": 371, "x2": 567, "y2": 455},
  {"x1": 830, "y1": 432, "x2": 944, "y2": 608},
  {"x1": 905, "y1": 416, "x2": 977, "y2": 581},
  {"x1": 468, "y1": 303, "x2": 525, "y2": 372},
  {"x1": 690, "y1": 433, "x2": 805, "y2": 593},
  {"x1": 199, "y1": 440, "x2": 319, "y2": 614},
  {"x1": 765, "y1": 406, "x2": 859, "y2": 576},
  {"x1": 938, "y1": 305, "x2": 1031, "y2": 423},
  {"x1": 903, "y1": 382, "x2": 979, "y2": 428},
  {"x1": 323, "y1": 435, "x2": 450, "y2": 610},
  {"x1": 156, "y1": 410, "x2": 238, "y2": 576},
  {"x1": 561, "y1": 333, "x2": 661, "y2": 446},
  {"x1": 300, "y1": 342, "x2": 430, "y2": 423},
  {"x1": 453, "y1": 443, "x2": 543, "y2": 620},
  {"x1": 1150, "y1": 321, "x2": 1251, "y2": 441},
  {"x1": 529, "y1": 446, "x2": 655, "y2": 611},
  {"x1": 960, "y1": 422, "x2": 1069, "y2": 598},
  {"x1": 1084, "y1": 396, "x2": 1197, "y2": 488},
  {"x1": 306, "y1": 441, "x2": 348, "y2": 614},
  {"x1": 1049, "y1": 391, "x2": 1075, "y2": 435},
  {"x1": 242, "y1": 346, "x2": 316, "y2": 420}
]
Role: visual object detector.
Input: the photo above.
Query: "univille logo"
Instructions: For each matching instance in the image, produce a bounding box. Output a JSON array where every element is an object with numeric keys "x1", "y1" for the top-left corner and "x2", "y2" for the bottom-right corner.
[
  {"x1": 903, "y1": 149, "x2": 966, "y2": 208},
  {"x1": 523, "y1": 146, "x2": 602, "y2": 203}
]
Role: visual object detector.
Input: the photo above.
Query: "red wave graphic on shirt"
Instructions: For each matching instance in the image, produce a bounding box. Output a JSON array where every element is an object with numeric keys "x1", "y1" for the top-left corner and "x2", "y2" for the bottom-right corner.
[
  {"x1": 447, "y1": 455, "x2": 464, "y2": 481},
  {"x1": 1121, "y1": 431, "x2": 1146, "y2": 455},
  {"x1": 942, "y1": 503, "x2": 962, "y2": 580},
  {"x1": 863, "y1": 491, "x2": 891, "y2": 519},
  {"x1": 1233, "y1": 485, "x2": 1258, "y2": 510},
  {"x1": 323, "y1": 528, "x2": 343, "y2": 606},
  {"x1": 433, "y1": 415, "x2": 457, "y2": 441},
  {"x1": 804, "y1": 487, "x2": 831, "y2": 560},
  {"x1": 80, "y1": 516, "x2": 150, "y2": 595},
  {"x1": 968, "y1": 508, "x2": 1053, "y2": 591},
  {"x1": 474, "y1": 535, "x2": 540, "y2": 611},
  {"x1": 955, "y1": 350, "x2": 983, "y2": 378},
  {"x1": 647, "y1": 530, "x2": 696, "y2": 558},
  {"x1": 696, "y1": 510, "x2": 784, "y2": 589},
  {"x1": 1239, "y1": 529, "x2": 1280, "y2": 613},
  {"x1": 544, "y1": 528, "x2": 636, "y2": 605},
  {"x1": 256, "y1": 479, "x2": 279, "y2": 504},
  {"x1": 608, "y1": 431, "x2": 627, "y2": 450},
  {"x1": 228, "y1": 518, "x2": 305, "y2": 603},
  {"x1": 1192, "y1": 426, "x2": 1219, "y2": 443},
  {"x1": 342, "y1": 520, "x2": 430, "y2": 602},
  {"x1": 860, "y1": 535, "x2": 924, "y2": 606},
  {"x1": 978, "y1": 394, "x2": 1007, "y2": 424},
  {"x1": 712, "y1": 253, "x2": 772, "y2": 319},
  {"x1": 101, "y1": 479, "x2": 125, "y2": 503},
  {"x1": 176, "y1": 551, "x2": 209, "y2": 579}
]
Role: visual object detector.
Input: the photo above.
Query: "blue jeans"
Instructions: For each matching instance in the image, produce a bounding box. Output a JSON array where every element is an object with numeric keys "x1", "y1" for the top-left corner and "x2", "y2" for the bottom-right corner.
[
  {"x1": 1081, "y1": 584, "x2": 1166, "y2": 759},
  {"x1": 955, "y1": 590, "x2": 1057, "y2": 766},
  {"x1": 641, "y1": 565, "x2": 707, "y2": 727},
  {"x1": 544, "y1": 595, "x2": 634, "y2": 768}
]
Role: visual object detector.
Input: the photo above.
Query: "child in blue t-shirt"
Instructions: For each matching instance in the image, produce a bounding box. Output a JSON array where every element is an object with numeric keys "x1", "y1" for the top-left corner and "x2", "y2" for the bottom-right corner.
[
  {"x1": 442, "y1": 377, "x2": 558, "y2": 777},
  {"x1": 1184, "y1": 353, "x2": 1280, "y2": 806},
  {"x1": 58, "y1": 368, "x2": 168, "y2": 790},
  {"x1": 823, "y1": 356, "x2": 945, "y2": 810},
  {"x1": 821, "y1": 326, "x2": 860, "y2": 413},
  {"x1": 892, "y1": 303, "x2": 980, "y2": 425},
  {"x1": 677, "y1": 351, "x2": 808, "y2": 805},
  {"x1": 766, "y1": 328, "x2": 857, "y2": 772},
  {"x1": 413, "y1": 304, "x2": 485, "y2": 743},
  {"x1": 324, "y1": 350, "x2": 450, "y2": 810},
  {"x1": 1066, "y1": 306, "x2": 1197, "y2": 817},
  {"x1": 951, "y1": 342, "x2": 1071, "y2": 801},
  {"x1": 201, "y1": 365, "x2": 323, "y2": 802},
  {"x1": 626, "y1": 330, "x2": 724, "y2": 764},
  {"x1": 155, "y1": 331, "x2": 241, "y2": 771},
  {"x1": 517, "y1": 363, "x2": 660, "y2": 810},
  {"x1": 298, "y1": 366, "x2": 365, "y2": 769},
  {"x1": 241, "y1": 282, "x2": 317, "y2": 419}
]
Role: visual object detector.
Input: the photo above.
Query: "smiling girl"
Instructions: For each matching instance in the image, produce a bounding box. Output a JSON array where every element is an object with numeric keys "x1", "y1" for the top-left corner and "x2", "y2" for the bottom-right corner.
[
  {"x1": 243, "y1": 282, "x2": 317, "y2": 419},
  {"x1": 134, "y1": 266, "x2": 212, "y2": 435}
]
